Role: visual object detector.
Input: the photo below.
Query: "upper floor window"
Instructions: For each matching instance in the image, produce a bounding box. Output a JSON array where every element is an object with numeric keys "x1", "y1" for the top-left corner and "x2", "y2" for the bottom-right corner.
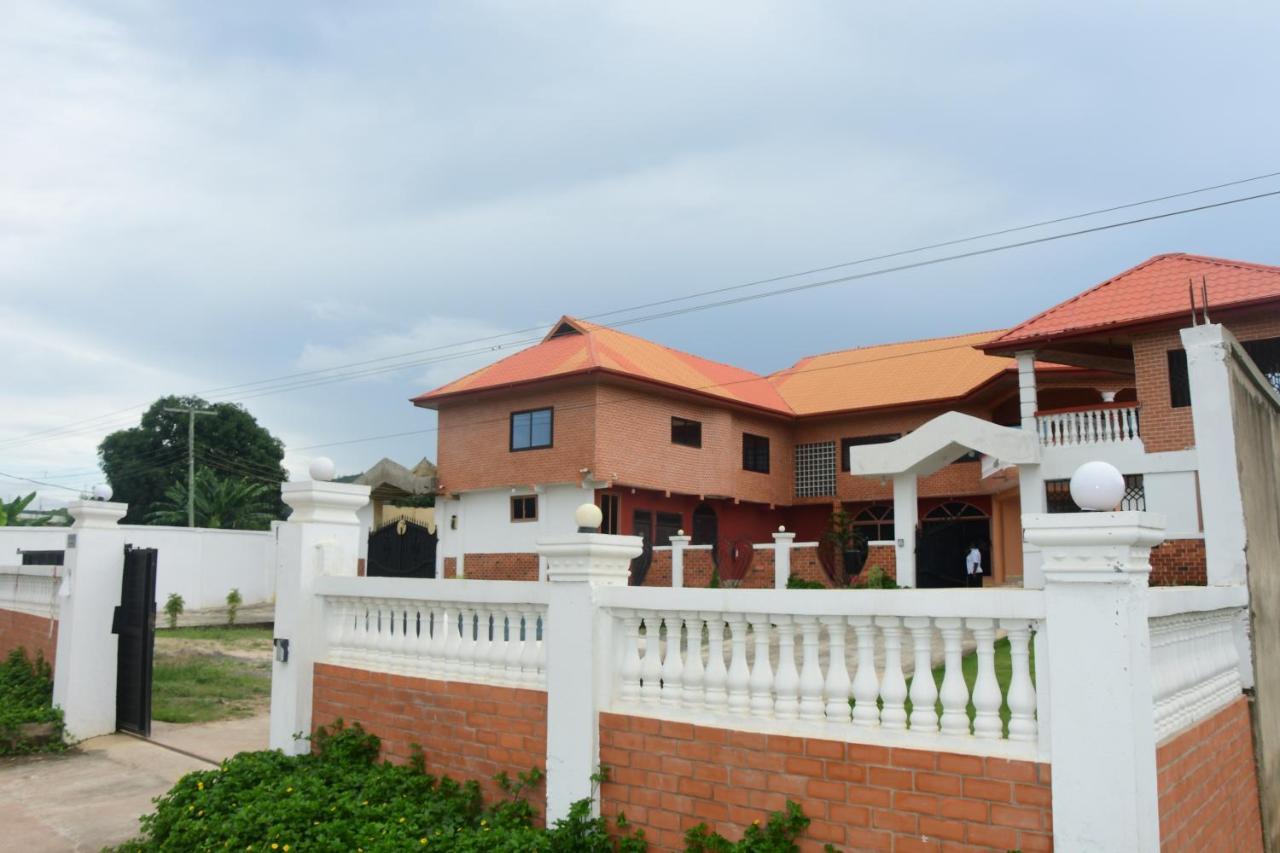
[
  {"x1": 840, "y1": 434, "x2": 900, "y2": 472},
  {"x1": 511, "y1": 494, "x2": 538, "y2": 521},
  {"x1": 1242, "y1": 336, "x2": 1280, "y2": 392},
  {"x1": 795, "y1": 440, "x2": 836, "y2": 498},
  {"x1": 742, "y1": 433, "x2": 770, "y2": 473},
  {"x1": 510, "y1": 408, "x2": 553, "y2": 451},
  {"x1": 671, "y1": 416, "x2": 702, "y2": 448},
  {"x1": 1167, "y1": 350, "x2": 1191, "y2": 408}
]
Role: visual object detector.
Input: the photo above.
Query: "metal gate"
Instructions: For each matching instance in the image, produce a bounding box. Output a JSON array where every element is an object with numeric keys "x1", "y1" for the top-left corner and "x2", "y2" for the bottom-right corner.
[
  {"x1": 112, "y1": 545, "x2": 157, "y2": 736},
  {"x1": 367, "y1": 519, "x2": 437, "y2": 578}
]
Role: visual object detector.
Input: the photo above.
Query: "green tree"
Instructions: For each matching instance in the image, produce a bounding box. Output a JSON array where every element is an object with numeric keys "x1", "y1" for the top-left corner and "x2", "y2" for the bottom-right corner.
[
  {"x1": 98, "y1": 396, "x2": 286, "y2": 525},
  {"x1": 1, "y1": 492, "x2": 37, "y2": 526},
  {"x1": 147, "y1": 469, "x2": 276, "y2": 530}
]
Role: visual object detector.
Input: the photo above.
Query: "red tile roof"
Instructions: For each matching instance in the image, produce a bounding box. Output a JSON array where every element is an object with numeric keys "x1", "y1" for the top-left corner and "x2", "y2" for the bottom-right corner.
[{"x1": 986, "y1": 253, "x2": 1280, "y2": 351}]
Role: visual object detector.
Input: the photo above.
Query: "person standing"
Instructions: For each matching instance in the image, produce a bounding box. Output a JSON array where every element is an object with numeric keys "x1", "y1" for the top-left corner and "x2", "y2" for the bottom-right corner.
[{"x1": 965, "y1": 542, "x2": 983, "y2": 587}]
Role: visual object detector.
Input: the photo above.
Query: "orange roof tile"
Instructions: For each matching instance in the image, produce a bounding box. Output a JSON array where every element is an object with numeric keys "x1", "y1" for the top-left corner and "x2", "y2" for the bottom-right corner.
[
  {"x1": 766, "y1": 330, "x2": 1021, "y2": 416},
  {"x1": 413, "y1": 317, "x2": 794, "y2": 414},
  {"x1": 987, "y1": 253, "x2": 1280, "y2": 351}
]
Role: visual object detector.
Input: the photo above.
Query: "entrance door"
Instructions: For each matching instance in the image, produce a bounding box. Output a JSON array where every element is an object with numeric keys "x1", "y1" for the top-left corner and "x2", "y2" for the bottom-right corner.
[
  {"x1": 691, "y1": 504, "x2": 718, "y2": 563},
  {"x1": 917, "y1": 502, "x2": 989, "y2": 588},
  {"x1": 367, "y1": 519, "x2": 438, "y2": 578},
  {"x1": 629, "y1": 511, "x2": 654, "y2": 586},
  {"x1": 113, "y1": 545, "x2": 157, "y2": 736}
]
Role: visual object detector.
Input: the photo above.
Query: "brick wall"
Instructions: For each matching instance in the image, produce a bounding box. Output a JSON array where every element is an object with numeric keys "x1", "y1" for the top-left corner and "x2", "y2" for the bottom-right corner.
[
  {"x1": 0, "y1": 609, "x2": 57, "y2": 670},
  {"x1": 312, "y1": 663, "x2": 548, "y2": 818},
  {"x1": 1156, "y1": 696, "x2": 1262, "y2": 852},
  {"x1": 1149, "y1": 539, "x2": 1207, "y2": 586},
  {"x1": 862, "y1": 543, "x2": 897, "y2": 582},
  {"x1": 460, "y1": 553, "x2": 539, "y2": 581},
  {"x1": 643, "y1": 550, "x2": 673, "y2": 586},
  {"x1": 640, "y1": 549, "x2": 721, "y2": 588},
  {"x1": 599, "y1": 714, "x2": 1052, "y2": 852},
  {"x1": 443, "y1": 557, "x2": 457, "y2": 579}
]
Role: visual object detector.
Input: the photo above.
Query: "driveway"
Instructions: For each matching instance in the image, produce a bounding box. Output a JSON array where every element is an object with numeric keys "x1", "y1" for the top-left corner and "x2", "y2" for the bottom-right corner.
[{"x1": 0, "y1": 713, "x2": 269, "y2": 852}]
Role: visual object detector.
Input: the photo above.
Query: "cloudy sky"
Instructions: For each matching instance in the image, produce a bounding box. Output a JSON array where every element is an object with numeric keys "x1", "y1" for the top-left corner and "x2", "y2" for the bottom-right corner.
[{"x1": 4, "y1": 1, "x2": 1280, "y2": 506}]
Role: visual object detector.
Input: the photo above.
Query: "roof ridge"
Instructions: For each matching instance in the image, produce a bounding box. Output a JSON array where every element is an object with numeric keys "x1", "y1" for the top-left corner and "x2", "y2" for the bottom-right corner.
[
  {"x1": 577, "y1": 316, "x2": 772, "y2": 381},
  {"x1": 772, "y1": 327, "x2": 1008, "y2": 375},
  {"x1": 1175, "y1": 253, "x2": 1280, "y2": 275}
]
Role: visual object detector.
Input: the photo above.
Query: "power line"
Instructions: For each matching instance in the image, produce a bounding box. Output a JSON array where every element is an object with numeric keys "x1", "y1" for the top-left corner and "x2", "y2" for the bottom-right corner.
[{"x1": 2, "y1": 168, "x2": 1278, "y2": 452}]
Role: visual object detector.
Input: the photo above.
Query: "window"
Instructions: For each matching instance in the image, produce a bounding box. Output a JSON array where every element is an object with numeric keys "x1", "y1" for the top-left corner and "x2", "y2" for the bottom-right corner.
[
  {"x1": 510, "y1": 408, "x2": 553, "y2": 451},
  {"x1": 671, "y1": 416, "x2": 702, "y2": 448},
  {"x1": 853, "y1": 504, "x2": 894, "y2": 542},
  {"x1": 795, "y1": 440, "x2": 837, "y2": 497},
  {"x1": 510, "y1": 495, "x2": 538, "y2": 521},
  {"x1": 655, "y1": 512, "x2": 683, "y2": 546},
  {"x1": 1046, "y1": 474, "x2": 1146, "y2": 512},
  {"x1": 742, "y1": 433, "x2": 770, "y2": 473},
  {"x1": 1167, "y1": 350, "x2": 1191, "y2": 408},
  {"x1": 599, "y1": 494, "x2": 620, "y2": 535},
  {"x1": 1242, "y1": 336, "x2": 1280, "y2": 392},
  {"x1": 840, "y1": 434, "x2": 900, "y2": 472}
]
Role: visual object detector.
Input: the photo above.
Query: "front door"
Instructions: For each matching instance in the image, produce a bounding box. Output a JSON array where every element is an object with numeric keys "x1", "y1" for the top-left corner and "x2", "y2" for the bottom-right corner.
[
  {"x1": 367, "y1": 519, "x2": 438, "y2": 578},
  {"x1": 113, "y1": 545, "x2": 158, "y2": 736}
]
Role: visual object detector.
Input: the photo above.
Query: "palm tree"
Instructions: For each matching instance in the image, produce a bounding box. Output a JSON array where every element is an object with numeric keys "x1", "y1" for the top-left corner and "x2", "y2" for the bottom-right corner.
[
  {"x1": 0, "y1": 492, "x2": 37, "y2": 526},
  {"x1": 147, "y1": 469, "x2": 276, "y2": 530}
]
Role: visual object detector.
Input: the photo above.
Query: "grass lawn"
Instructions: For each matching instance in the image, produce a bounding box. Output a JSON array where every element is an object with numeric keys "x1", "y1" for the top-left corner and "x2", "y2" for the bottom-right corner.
[{"x1": 151, "y1": 626, "x2": 273, "y2": 724}]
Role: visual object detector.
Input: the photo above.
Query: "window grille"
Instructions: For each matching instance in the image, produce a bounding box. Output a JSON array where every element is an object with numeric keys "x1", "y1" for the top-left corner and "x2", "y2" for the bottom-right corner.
[
  {"x1": 1046, "y1": 474, "x2": 1145, "y2": 512},
  {"x1": 1242, "y1": 336, "x2": 1280, "y2": 392},
  {"x1": 853, "y1": 504, "x2": 894, "y2": 541},
  {"x1": 795, "y1": 440, "x2": 836, "y2": 498}
]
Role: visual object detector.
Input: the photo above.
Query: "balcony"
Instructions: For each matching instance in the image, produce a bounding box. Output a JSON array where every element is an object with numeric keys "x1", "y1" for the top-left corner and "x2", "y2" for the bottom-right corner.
[{"x1": 1036, "y1": 402, "x2": 1140, "y2": 447}]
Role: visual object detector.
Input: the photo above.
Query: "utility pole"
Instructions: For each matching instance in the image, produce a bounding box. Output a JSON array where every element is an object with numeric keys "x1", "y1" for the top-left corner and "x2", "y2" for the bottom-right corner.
[{"x1": 163, "y1": 405, "x2": 216, "y2": 527}]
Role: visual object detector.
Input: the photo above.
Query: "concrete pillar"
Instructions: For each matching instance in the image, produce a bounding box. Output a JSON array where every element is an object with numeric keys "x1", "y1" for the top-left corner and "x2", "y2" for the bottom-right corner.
[
  {"x1": 669, "y1": 534, "x2": 690, "y2": 588},
  {"x1": 1015, "y1": 350, "x2": 1039, "y2": 431},
  {"x1": 1017, "y1": 464, "x2": 1048, "y2": 588},
  {"x1": 892, "y1": 474, "x2": 917, "y2": 587},
  {"x1": 772, "y1": 530, "x2": 795, "y2": 589},
  {"x1": 268, "y1": 479, "x2": 370, "y2": 754},
  {"x1": 52, "y1": 500, "x2": 128, "y2": 741},
  {"x1": 1025, "y1": 511, "x2": 1164, "y2": 852},
  {"x1": 537, "y1": 528, "x2": 642, "y2": 821}
]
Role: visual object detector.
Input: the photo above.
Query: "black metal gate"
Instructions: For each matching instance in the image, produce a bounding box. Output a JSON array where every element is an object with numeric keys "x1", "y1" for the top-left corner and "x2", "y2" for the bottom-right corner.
[
  {"x1": 113, "y1": 545, "x2": 157, "y2": 736},
  {"x1": 367, "y1": 519, "x2": 437, "y2": 578}
]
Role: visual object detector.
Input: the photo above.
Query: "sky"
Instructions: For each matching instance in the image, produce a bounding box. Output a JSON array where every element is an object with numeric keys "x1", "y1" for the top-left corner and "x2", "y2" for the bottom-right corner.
[{"x1": 4, "y1": 1, "x2": 1280, "y2": 507}]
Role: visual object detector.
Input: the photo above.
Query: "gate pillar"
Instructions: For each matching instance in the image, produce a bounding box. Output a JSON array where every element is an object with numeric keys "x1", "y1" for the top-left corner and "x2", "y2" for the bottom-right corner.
[{"x1": 53, "y1": 500, "x2": 128, "y2": 740}]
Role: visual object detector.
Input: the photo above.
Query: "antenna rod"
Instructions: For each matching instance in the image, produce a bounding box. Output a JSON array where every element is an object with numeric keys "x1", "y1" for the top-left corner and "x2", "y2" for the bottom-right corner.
[
  {"x1": 1188, "y1": 279, "x2": 1198, "y2": 327},
  {"x1": 1201, "y1": 276, "x2": 1211, "y2": 324}
]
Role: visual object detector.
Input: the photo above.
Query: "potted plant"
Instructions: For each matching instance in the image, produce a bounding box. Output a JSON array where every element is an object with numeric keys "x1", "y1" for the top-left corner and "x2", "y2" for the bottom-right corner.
[{"x1": 823, "y1": 509, "x2": 867, "y2": 584}]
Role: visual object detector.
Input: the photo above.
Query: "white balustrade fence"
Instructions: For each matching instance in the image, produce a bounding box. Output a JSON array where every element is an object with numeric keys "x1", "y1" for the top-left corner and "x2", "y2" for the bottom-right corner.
[
  {"x1": 0, "y1": 565, "x2": 62, "y2": 619},
  {"x1": 599, "y1": 586, "x2": 1045, "y2": 758},
  {"x1": 315, "y1": 576, "x2": 548, "y2": 689},
  {"x1": 1037, "y1": 404, "x2": 1140, "y2": 446}
]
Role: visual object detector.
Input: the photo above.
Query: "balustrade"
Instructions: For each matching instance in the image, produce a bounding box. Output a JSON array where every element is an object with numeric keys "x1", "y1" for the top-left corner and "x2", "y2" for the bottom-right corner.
[{"x1": 1037, "y1": 404, "x2": 1140, "y2": 446}]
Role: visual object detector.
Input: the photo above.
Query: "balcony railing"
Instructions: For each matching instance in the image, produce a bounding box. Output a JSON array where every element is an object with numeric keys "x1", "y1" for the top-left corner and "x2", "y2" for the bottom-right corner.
[{"x1": 1036, "y1": 402, "x2": 1140, "y2": 447}]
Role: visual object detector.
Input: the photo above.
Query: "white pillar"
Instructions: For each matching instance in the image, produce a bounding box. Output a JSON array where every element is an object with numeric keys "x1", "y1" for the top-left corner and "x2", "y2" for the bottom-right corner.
[
  {"x1": 669, "y1": 534, "x2": 690, "y2": 588},
  {"x1": 1025, "y1": 511, "x2": 1164, "y2": 853},
  {"x1": 52, "y1": 500, "x2": 128, "y2": 741},
  {"x1": 1016, "y1": 350, "x2": 1047, "y2": 588},
  {"x1": 1015, "y1": 350, "x2": 1039, "y2": 431},
  {"x1": 772, "y1": 530, "x2": 795, "y2": 589},
  {"x1": 1181, "y1": 324, "x2": 1247, "y2": 586},
  {"x1": 537, "y1": 529, "x2": 642, "y2": 822},
  {"x1": 892, "y1": 474, "x2": 917, "y2": 587},
  {"x1": 269, "y1": 480, "x2": 370, "y2": 754}
]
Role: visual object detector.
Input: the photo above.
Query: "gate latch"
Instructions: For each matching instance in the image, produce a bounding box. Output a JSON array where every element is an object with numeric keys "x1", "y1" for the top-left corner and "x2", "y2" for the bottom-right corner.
[{"x1": 273, "y1": 638, "x2": 290, "y2": 664}]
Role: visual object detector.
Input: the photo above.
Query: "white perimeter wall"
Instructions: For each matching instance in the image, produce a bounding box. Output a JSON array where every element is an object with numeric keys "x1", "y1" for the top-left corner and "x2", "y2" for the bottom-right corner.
[
  {"x1": 436, "y1": 483, "x2": 596, "y2": 577},
  {"x1": 0, "y1": 524, "x2": 278, "y2": 610}
]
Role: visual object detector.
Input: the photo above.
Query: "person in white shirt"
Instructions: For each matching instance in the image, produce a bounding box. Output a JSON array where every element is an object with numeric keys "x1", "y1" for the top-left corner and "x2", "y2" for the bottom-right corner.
[{"x1": 965, "y1": 543, "x2": 982, "y2": 587}]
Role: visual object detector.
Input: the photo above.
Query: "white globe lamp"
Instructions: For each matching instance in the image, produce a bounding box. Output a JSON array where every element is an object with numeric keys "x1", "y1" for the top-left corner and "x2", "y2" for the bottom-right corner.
[
  {"x1": 92, "y1": 483, "x2": 113, "y2": 501},
  {"x1": 309, "y1": 456, "x2": 336, "y2": 482},
  {"x1": 575, "y1": 502, "x2": 603, "y2": 532},
  {"x1": 1070, "y1": 461, "x2": 1126, "y2": 511}
]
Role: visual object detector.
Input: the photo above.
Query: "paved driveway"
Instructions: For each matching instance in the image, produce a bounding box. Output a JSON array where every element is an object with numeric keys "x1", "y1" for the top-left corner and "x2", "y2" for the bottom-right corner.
[{"x1": 0, "y1": 713, "x2": 269, "y2": 852}]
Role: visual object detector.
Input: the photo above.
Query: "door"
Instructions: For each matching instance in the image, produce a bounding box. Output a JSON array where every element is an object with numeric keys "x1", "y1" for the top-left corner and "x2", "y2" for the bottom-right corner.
[
  {"x1": 691, "y1": 504, "x2": 718, "y2": 564},
  {"x1": 366, "y1": 519, "x2": 438, "y2": 578},
  {"x1": 113, "y1": 545, "x2": 158, "y2": 736},
  {"x1": 917, "y1": 502, "x2": 990, "y2": 588},
  {"x1": 629, "y1": 511, "x2": 654, "y2": 586}
]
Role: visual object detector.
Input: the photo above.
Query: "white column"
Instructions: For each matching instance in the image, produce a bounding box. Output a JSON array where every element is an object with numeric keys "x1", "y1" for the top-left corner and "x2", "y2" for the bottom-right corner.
[
  {"x1": 52, "y1": 500, "x2": 128, "y2": 741},
  {"x1": 538, "y1": 529, "x2": 642, "y2": 822},
  {"x1": 772, "y1": 530, "x2": 795, "y2": 589},
  {"x1": 1015, "y1": 350, "x2": 1039, "y2": 431},
  {"x1": 269, "y1": 480, "x2": 370, "y2": 754},
  {"x1": 1016, "y1": 349, "x2": 1047, "y2": 589},
  {"x1": 1026, "y1": 511, "x2": 1165, "y2": 853},
  {"x1": 669, "y1": 534, "x2": 690, "y2": 589},
  {"x1": 892, "y1": 474, "x2": 917, "y2": 587}
]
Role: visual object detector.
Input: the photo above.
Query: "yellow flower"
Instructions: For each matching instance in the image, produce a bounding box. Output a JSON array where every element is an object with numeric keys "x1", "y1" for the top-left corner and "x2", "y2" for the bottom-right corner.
[
  {"x1": 480, "y1": 820, "x2": 486, "y2": 826},
  {"x1": 420, "y1": 840, "x2": 427, "y2": 846},
  {"x1": 198, "y1": 811, "x2": 204, "y2": 817},
  {"x1": 284, "y1": 847, "x2": 290, "y2": 852},
  {"x1": 271, "y1": 845, "x2": 279, "y2": 851},
  {"x1": 198, "y1": 782, "x2": 205, "y2": 791},
  {"x1": 286, "y1": 787, "x2": 293, "y2": 793}
]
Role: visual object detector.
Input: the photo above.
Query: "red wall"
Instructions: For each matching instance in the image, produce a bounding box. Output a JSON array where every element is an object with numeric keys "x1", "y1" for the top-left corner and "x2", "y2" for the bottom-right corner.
[{"x1": 0, "y1": 609, "x2": 57, "y2": 671}]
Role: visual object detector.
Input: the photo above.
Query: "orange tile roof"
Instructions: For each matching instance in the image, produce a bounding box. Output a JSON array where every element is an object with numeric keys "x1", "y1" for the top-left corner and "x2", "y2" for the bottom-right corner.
[
  {"x1": 986, "y1": 253, "x2": 1280, "y2": 351},
  {"x1": 413, "y1": 317, "x2": 794, "y2": 414},
  {"x1": 767, "y1": 330, "x2": 1021, "y2": 416}
]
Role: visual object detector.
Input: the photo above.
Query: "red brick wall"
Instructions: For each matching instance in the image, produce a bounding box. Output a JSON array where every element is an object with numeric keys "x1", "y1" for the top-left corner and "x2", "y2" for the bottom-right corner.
[
  {"x1": 599, "y1": 714, "x2": 1052, "y2": 852},
  {"x1": 312, "y1": 663, "x2": 547, "y2": 818},
  {"x1": 0, "y1": 609, "x2": 57, "y2": 670},
  {"x1": 1149, "y1": 539, "x2": 1207, "y2": 586},
  {"x1": 443, "y1": 557, "x2": 457, "y2": 579},
  {"x1": 643, "y1": 550, "x2": 673, "y2": 586},
  {"x1": 861, "y1": 543, "x2": 897, "y2": 582},
  {"x1": 460, "y1": 553, "x2": 539, "y2": 581},
  {"x1": 1157, "y1": 696, "x2": 1262, "y2": 852}
]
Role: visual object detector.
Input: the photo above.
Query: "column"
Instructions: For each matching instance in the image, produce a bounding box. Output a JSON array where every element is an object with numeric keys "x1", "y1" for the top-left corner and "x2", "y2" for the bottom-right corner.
[
  {"x1": 1015, "y1": 350, "x2": 1039, "y2": 431},
  {"x1": 1016, "y1": 350, "x2": 1047, "y2": 588},
  {"x1": 772, "y1": 530, "x2": 795, "y2": 589},
  {"x1": 669, "y1": 533, "x2": 690, "y2": 589},
  {"x1": 1026, "y1": 510, "x2": 1164, "y2": 852},
  {"x1": 538, "y1": 515, "x2": 643, "y2": 822},
  {"x1": 892, "y1": 474, "x2": 917, "y2": 587},
  {"x1": 269, "y1": 477, "x2": 370, "y2": 753},
  {"x1": 52, "y1": 500, "x2": 128, "y2": 740}
]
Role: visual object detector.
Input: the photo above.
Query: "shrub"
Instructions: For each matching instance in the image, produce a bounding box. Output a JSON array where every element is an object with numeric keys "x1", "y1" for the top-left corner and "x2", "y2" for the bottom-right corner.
[
  {"x1": 163, "y1": 593, "x2": 184, "y2": 629},
  {"x1": 0, "y1": 648, "x2": 66, "y2": 755},
  {"x1": 225, "y1": 588, "x2": 242, "y2": 626},
  {"x1": 852, "y1": 566, "x2": 898, "y2": 589},
  {"x1": 785, "y1": 576, "x2": 825, "y2": 589}
]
